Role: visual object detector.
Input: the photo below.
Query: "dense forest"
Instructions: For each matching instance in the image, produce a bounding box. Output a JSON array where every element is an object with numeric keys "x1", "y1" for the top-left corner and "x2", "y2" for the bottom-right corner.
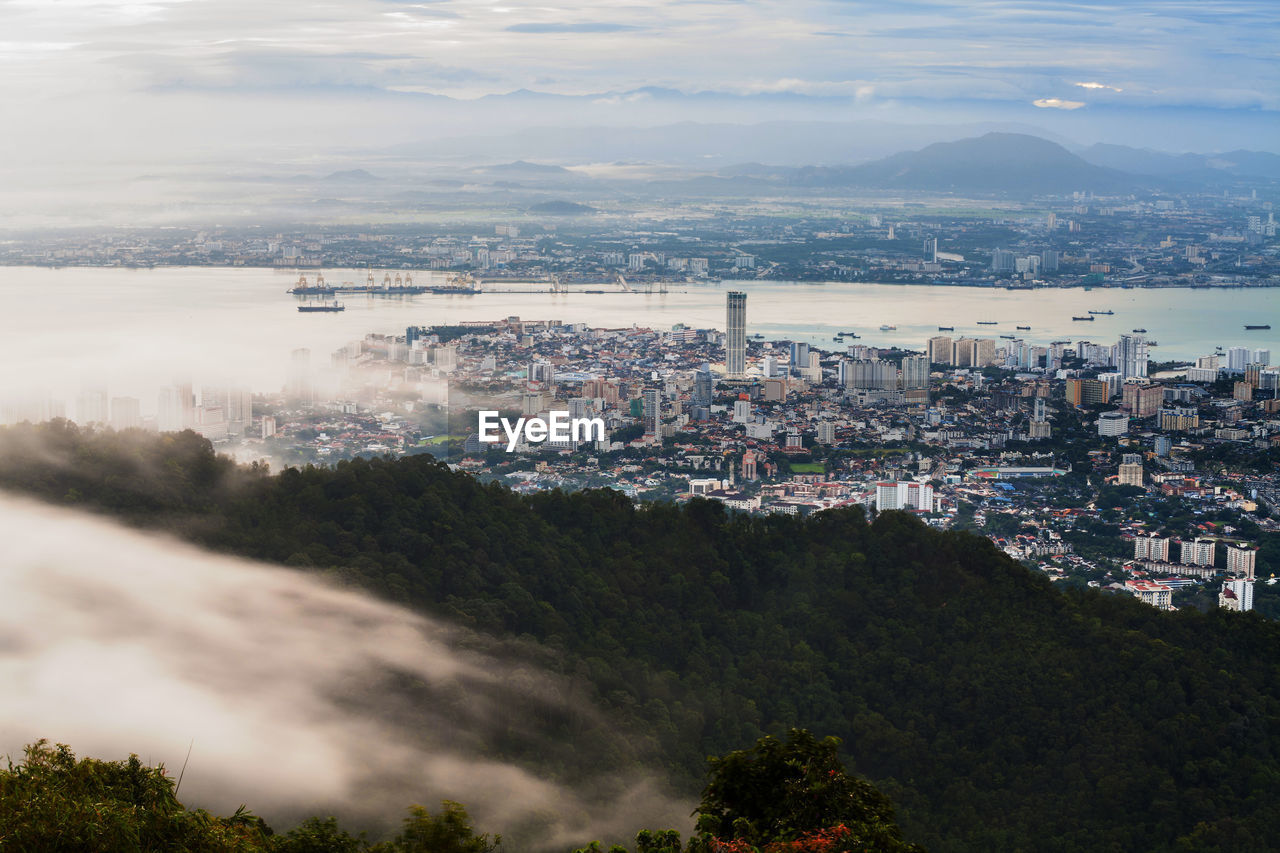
[{"x1": 2, "y1": 422, "x2": 1280, "y2": 852}]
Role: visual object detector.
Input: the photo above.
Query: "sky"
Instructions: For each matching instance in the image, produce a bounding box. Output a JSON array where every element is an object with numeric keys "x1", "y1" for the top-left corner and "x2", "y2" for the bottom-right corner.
[{"x1": 0, "y1": 0, "x2": 1277, "y2": 171}]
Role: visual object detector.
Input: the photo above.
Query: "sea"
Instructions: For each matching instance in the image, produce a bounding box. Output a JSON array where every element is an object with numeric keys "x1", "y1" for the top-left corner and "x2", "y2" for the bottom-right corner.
[{"x1": 2, "y1": 266, "x2": 1276, "y2": 413}]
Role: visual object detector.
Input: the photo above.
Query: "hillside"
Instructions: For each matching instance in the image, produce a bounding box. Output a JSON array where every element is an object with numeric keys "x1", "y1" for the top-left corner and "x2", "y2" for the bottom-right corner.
[
  {"x1": 2, "y1": 422, "x2": 1280, "y2": 852},
  {"x1": 791, "y1": 133, "x2": 1139, "y2": 195}
]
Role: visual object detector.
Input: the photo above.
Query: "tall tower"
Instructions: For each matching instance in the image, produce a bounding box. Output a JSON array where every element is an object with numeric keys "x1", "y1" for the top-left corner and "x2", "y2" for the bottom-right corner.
[
  {"x1": 1117, "y1": 333, "x2": 1149, "y2": 380},
  {"x1": 726, "y1": 291, "x2": 747, "y2": 378}
]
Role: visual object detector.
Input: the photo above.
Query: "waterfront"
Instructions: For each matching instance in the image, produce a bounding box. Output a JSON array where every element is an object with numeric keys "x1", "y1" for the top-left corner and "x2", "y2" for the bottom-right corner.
[{"x1": 2, "y1": 266, "x2": 1277, "y2": 410}]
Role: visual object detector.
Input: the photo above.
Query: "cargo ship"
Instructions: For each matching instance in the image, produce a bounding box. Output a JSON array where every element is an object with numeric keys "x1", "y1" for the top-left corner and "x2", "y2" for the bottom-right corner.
[
  {"x1": 1072, "y1": 315, "x2": 1094, "y2": 321},
  {"x1": 976, "y1": 320, "x2": 998, "y2": 325},
  {"x1": 1132, "y1": 328, "x2": 1147, "y2": 333},
  {"x1": 1016, "y1": 325, "x2": 1031, "y2": 330},
  {"x1": 937, "y1": 326, "x2": 954, "y2": 332},
  {"x1": 879, "y1": 324, "x2": 897, "y2": 331},
  {"x1": 1245, "y1": 324, "x2": 1271, "y2": 330},
  {"x1": 298, "y1": 300, "x2": 344, "y2": 313},
  {"x1": 1088, "y1": 309, "x2": 1114, "y2": 315}
]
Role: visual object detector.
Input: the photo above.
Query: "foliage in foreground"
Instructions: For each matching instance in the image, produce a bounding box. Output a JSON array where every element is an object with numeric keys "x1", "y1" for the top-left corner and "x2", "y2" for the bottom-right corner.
[{"x1": 1, "y1": 732, "x2": 912, "y2": 853}]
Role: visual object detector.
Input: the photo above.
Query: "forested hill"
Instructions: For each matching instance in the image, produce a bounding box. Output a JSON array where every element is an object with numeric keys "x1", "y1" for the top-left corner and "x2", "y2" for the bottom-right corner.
[{"x1": 3, "y1": 422, "x2": 1280, "y2": 852}]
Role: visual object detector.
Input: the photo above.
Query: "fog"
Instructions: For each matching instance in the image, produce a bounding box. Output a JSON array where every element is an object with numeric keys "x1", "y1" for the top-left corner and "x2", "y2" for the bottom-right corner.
[{"x1": 0, "y1": 492, "x2": 691, "y2": 847}]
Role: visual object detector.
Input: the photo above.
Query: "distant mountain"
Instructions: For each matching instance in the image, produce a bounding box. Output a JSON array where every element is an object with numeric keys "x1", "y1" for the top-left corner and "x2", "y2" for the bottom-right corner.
[
  {"x1": 528, "y1": 200, "x2": 596, "y2": 215},
  {"x1": 482, "y1": 160, "x2": 572, "y2": 175},
  {"x1": 792, "y1": 133, "x2": 1138, "y2": 195},
  {"x1": 1080, "y1": 144, "x2": 1280, "y2": 182},
  {"x1": 320, "y1": 169, "x2": 379, "y2": 182}
]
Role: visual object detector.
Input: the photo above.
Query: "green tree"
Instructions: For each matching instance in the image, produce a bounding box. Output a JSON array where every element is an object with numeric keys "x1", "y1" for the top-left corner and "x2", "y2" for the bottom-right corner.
[
  {"x1": 380, "y1": 802, "x2": 500, "y2": 853},
  {"x1": 695, "y1": 730, "x2": 920, "y2": 853}
]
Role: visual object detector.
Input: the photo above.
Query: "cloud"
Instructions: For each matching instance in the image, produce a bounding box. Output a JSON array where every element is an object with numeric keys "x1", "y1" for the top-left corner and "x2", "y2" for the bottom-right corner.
[
  {"x1": 1075, "y1": 81, "x2": 1123, "y2": 92},
  {"x1": 505, "y1": 23, "x2": 644, "y2": 34},
  {"x1": 0, "y1": 493, "x2": 690, "y2": 848},
  {"x1": 1033, "y1": 97, "x2": 1086, "y2": 110}
]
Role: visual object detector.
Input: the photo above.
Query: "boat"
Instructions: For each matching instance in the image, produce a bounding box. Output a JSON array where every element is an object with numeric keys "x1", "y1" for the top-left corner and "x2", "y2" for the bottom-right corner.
[
  {"x1": 1148, "y1": 341, "x2": 1159, "y2": 346},
  {"x1": 976, "y1": 321, "x2": 998, "y2": 325},
  {"x1": 1016, "y1": 325, "x2": 1031, "y2": 330},
  {"x1": 298, "y1": 300, "x2": 345, "y2": 313},
  {"x1": 880, "y1": 324, "x2": 896, "y2": 331},
  {"x1": 937, "y1": 326, "x2": 954, "y2": 332},
  {"x1": 1072, "y1": 316, "x2": 1095, "y2": 321},
  {"x1": 1132, "y1": 328, "x2": 1147, "y2": 333},
  {"x1": 1088, "y1": 309, "x2": 1114, "y2": 315},
  {"x1": 1245, "y1": 324, "x2": 1271, "y2": 330},
  {"x1": 1000, "y1": 334, "x2": 1016, "y2": 340}
]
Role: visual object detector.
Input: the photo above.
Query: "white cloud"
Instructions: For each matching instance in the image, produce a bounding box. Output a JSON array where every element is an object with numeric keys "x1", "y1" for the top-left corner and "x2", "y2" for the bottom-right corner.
[
  {"x1": 1075, "y1": 81, "x2": 1123, "y2": 92},
  {"x1": 1033, "y1": 97, "x2": 1086, "y2": 110}
]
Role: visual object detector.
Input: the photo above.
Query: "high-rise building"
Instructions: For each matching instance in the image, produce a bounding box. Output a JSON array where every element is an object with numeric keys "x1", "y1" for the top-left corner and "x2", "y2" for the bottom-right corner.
[
  {"x1": 109, "y1": 397, "x2": 141, "y2": 430},
  {"x1": 75, "y1": 385, "x2": 108, "y2": 425},
  {"x1": 1121, "y1": 382, "x2": 1162, "y2": 417},
  {"x1": 1179, "y1": 538, "x2": 1216, "y2": 567},
  {"x1": 642, "y1": 388, "x2": 661, "y2": 435},
  {"x1": 1220, "y1": 579, "x2": 1255, "y2": 612},
  {"x1": 1133, "y1": 535, "x2": 1170, "y2": 562},
  {"x1": 287, "y1": 349, "x2": 313, "y2": 404},
  {"x1": 923, "y1": 237, "x2": 937, "y2": 263},
  {"x1": 789, "y1": 342, "x2": 809, "y2": 376},
  {"x1": 1066, "y1": 378, "x2": 1109, "y2": 407},
  {"x1": 901, "y1": 356, "x2": 929, "y2": 390},
  {"x1": 974, "y1": 339, "x2": 997, "y2": 367},
  {"x1": 741, "y1": 449, "x2": 759, "y2": 481},
  {"x1": 1251, "y1": 348, "x2": 1271, "y2": 367},
  {"x1": 1116, "y1": 334, "x2": 1148, "y2": 380},
  {"x1": 725, "y1": 292, "x2": 747, "y2": 377},
  {"x1": 927, "y1": 336, "x2": 952, "y2": 365},
  {"x1": 692, "y1": 368, "x2": 713, "y2": 407},
  {"x1": 1227, "y1": 546, "x2": 1257, "y2": 580},
  {"x1": 1227, "y1": 346, "x2": 1249, "y2": 372},
  {"x1": 990, "y1": 249, "x2": 1016, "y2": 273},
  {"x1": 1097, "y1": 411, "x2": 1129, "y2": 437},
  {"x1": 1041, "y1": 250, "x2": 1060, "y2": 273},
  {"x1": 951, "y1": 338, "x2": 976, "y2": 367},
  {"x1": 816, "y1": 421, "x2": 836, "y2": 444},
  {"x1": 1118, "y1": 453, "x2": 1144, "y2": 487}
]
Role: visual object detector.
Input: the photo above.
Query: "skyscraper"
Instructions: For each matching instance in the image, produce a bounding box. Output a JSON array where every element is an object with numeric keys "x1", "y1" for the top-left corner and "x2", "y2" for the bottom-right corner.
[
  {"x1": 789, "y1": 342, "x2": 809, "y2": 376},
  {"x1": 1116, "y1": 334, "x2": 1149, "y2": 380},
  {"x1": 642, "y1": 388, "x2": 660, "y2": 435},
  {"x1": 725, "y1": 291, "x2": 747, "y2": 377},
  {"x1": 927, "y1": 336, "x2": 952, "y2": 365},
  {"x1": 901, "y1": 355, "x2": 929, "y2": 389},
  {"x1": 692, "y1": 367, "x2": 713, "y2": 407}
]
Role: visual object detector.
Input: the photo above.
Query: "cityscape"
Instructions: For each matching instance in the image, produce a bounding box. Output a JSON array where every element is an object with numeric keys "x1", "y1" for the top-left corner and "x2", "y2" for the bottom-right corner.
[
  {"x1": 4, "y1": 0, "x2": 1280, "y2": 850},
  {"x1": 8, "y1": 282, "x2": 1275, "y2": 618}
]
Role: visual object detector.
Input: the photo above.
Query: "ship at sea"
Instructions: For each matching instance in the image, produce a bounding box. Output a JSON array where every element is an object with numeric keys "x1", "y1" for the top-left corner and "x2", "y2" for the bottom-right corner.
[
  {"x1": 1088, "y1": 309, "x2": 1114, "y2": 315},
  {"x1": 298, "y1": 300, "x2": 344, "y2": 313},
  {"x1": 1072, "y1": 315, "x2": 1095, "y2": 321},
  {"x1": 1016, "y1": 325, "x2": 1031, "y2": 330},
  {"x1": 1245, "y1": 324, "x2": 1271, "y2": 330},
  {"x1": 976, "y1": 320, "x2": 998, "y2": 325},
  {"x1": 1133, "y1": 328, "x2": 1148, "y2": 333},
  {"x1": 880, "y1": 324, "x2": 897, "y2": 331},
  {"x1": 937, "y1": 326, "x2": 954, "y2": 332}
]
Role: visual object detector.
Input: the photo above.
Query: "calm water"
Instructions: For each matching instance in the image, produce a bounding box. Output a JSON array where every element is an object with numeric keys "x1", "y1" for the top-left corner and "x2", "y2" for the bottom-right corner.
[{"x1": 2, "y1": 266, "x2": 1276, "y2": 411}]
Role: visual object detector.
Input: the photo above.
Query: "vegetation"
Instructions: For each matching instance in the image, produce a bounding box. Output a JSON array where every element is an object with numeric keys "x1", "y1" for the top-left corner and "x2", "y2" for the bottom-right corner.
[
  {"x1": 3, "y1": 733, "x2": 907, "y2": 853},
  {"x1": 3, "y1": 422, "x2": 1280, "y2": 852}
]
